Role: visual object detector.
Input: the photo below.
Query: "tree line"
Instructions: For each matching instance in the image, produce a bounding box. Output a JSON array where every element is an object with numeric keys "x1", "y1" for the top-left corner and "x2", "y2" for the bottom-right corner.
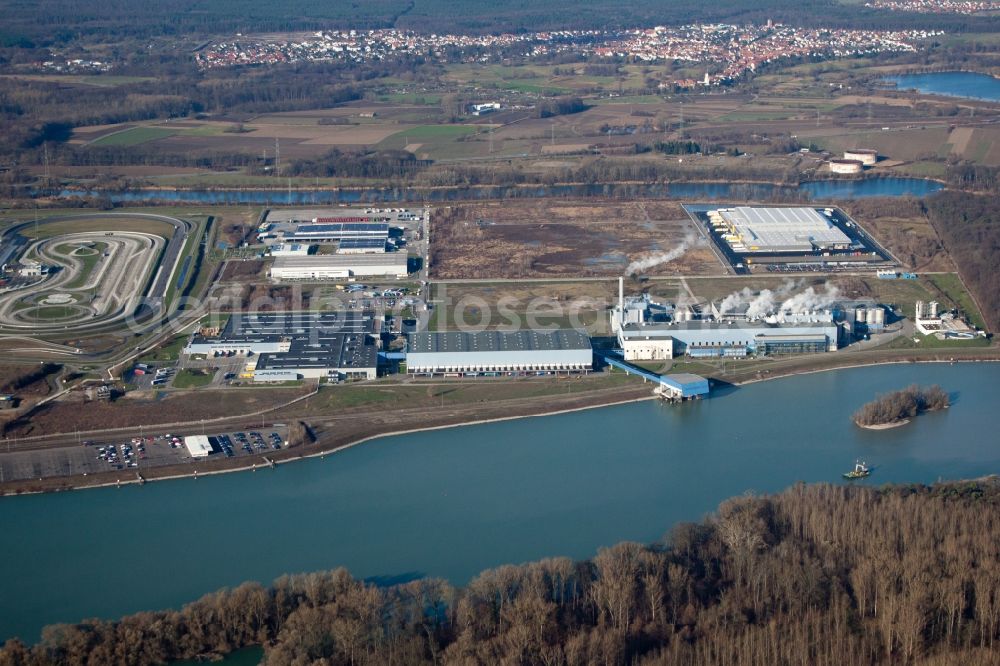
[
  {"x1": 853, "y1": 384, "x2": 949, "y2": 427},
  {"x1": 2, "y1": 481, "x2": 999, "y2": 665},
  {"x1": 6, "y1": 0, "x2": 999, "y2": 46},
  {"x1": 925, "y1": 191, "x2": 1000, "y2": 332}
]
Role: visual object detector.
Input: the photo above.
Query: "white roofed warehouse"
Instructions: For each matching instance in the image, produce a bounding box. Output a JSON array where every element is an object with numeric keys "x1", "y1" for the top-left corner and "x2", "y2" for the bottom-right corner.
[
  {"x1": 269, "y1": 253, "x2": 408, "y2": 280},
  {"x1": 407, "y1": 330, "x2": 593, "y2": 377},
  {"x1": 711, "y1": 206, "x2": 852, "y2": 254},
  {"x1": 183, "y1": 435, "x2": 213, "y2": 458}
]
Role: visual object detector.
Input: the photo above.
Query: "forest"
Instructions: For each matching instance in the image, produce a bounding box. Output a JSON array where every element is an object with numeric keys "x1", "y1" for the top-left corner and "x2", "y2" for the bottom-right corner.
[
  {"x1": 1, "y1": 0, "x2": 997, "y2": 45},
  {"x1": 1, "y1": 481, "x2": 999, "y2": 665},
  {"x1": 853, "y1": 384, "x2": 949, "y2": 427},
  {"x1": 925, "y1": 191, "x2": 1000, "y2": 332}
]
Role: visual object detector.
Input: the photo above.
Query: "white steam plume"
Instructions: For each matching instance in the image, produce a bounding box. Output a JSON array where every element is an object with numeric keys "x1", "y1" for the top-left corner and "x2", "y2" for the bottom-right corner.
[
  {"x1": 718, "y1": 280, "x2": 799, "y2": 319},
  {"x1": 719, "y1": 287, "x2": 753, "y2": 313},
  {"x1": 778, "y1": 285, "x2": 840, "y2": 314},
  {"x1": 626, "y1": 234, "x2": 698, "y2": 276}
]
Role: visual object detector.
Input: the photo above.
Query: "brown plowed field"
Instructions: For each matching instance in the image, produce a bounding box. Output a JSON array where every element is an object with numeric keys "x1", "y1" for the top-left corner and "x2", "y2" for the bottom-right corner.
[{"x1": 430, "y1": 199, "x2": 723, "y2": 279}]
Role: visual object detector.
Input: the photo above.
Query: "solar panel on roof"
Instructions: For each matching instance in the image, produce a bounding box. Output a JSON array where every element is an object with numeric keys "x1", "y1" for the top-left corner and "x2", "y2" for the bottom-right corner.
[{"x1": 340, "y1": 238, "x2": 386, "y2": 249}]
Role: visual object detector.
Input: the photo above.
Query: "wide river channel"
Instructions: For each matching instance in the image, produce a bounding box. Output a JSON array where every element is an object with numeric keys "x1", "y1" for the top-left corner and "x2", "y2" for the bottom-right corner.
[
  {"x1": 54, "y1": 176, "x2": 942, "y2": 206},
  {"x1": 1, "y1": 362, "x2": 998, "y2": 643}
]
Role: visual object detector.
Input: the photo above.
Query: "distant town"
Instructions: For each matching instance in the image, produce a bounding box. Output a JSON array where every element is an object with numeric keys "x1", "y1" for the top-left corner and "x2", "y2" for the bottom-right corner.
[
  {"x1": 866, "y1": 0, "x2": 1000, "y2": 15},
  {"x1": 195, "y1": 23, "x2": 939, "y2": 85}
]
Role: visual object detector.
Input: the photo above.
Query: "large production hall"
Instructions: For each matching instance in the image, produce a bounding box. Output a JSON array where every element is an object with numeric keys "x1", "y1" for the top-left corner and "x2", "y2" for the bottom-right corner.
[
  {"x1": 406, "y1": 329, "x2": 594, "y2": 376},
  {"x1": 184, "y1": 311, "x2": 379, "y2": 381}
]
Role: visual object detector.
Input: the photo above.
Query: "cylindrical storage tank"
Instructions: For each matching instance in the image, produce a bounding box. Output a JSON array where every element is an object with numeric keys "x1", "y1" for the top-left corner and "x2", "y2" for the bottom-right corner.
[
  {"x1": 855, "y1": 306, "x2": 866, "y2": 322},
  {"x1": 830, "y1": 159, "x2": 864, "y2": 175},
  {"x1": 929, "y1": 301, "x2": 939, "y2": 318},
  {"x1": 874, "y1": 307, "x2": 885, "y2": 326},
  {"x1": 844, "y1": 149, "x2": 878, "y2": 166},
  {"x1": 915, "y1": 301, "x2": 925, "y2": 319},
  {"x1": 866, "y1": 309, "x2": 878, "y2": 325}
]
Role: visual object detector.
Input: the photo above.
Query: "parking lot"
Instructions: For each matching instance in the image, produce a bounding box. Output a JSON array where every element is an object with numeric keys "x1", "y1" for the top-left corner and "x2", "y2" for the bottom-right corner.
[
  {"x1": 130, "y1": 363, "x2": 178, "y2": 389},
  {"x1": 0, "y1": 427, "x2": 288, "y2": 483}
]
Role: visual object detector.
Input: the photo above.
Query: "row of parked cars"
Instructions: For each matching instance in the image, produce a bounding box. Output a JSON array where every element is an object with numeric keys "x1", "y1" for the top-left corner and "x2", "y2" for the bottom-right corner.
[{"x1": 219, "y1": 431, "x2": 283, "y2": 457}]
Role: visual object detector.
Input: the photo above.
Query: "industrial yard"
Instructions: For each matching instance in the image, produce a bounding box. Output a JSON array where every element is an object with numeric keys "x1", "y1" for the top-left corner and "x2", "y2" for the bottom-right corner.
[
  {"x1": 685, "y1": 204, "x2": 894, "y2": 275},
  {"x1": 429, "y1": 200, "x2": 722, "y2": 279},
  {"x1": 0, "y1": 195, "x2": 993, "y2": 493}
]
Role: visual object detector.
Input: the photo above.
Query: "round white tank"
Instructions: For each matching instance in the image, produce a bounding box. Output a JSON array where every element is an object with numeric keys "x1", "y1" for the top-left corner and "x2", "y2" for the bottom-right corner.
[
  {"x1": 844, "y1": 149, "x2": 878, "y2": 166},
  {"x1": 866, "y1": 309, "x2": 878, "y2": 325},
  {"x1": 830, "y1": 159, "x2": 863, "y2": 175},
  {"x1": 874, "y1": 308, "x2": 885, "y2": 325}
]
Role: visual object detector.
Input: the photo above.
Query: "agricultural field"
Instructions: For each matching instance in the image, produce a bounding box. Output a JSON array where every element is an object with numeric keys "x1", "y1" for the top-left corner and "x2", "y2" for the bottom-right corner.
[{"x1": 88, "y1": 126, "x2": 180, "y2": 147}]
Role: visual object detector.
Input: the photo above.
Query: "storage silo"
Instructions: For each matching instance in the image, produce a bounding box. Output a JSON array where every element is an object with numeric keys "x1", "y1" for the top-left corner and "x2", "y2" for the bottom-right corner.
[
  {"x1": 854, "y1": 306, "x2": 867, "y2": 334},
  {"x1": 873, "y1": 307, "x2": 885, "y2": 330}
]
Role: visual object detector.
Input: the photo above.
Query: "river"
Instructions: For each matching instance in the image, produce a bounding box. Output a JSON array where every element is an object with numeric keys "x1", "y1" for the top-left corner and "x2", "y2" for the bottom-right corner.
[
  {"x1": 1, "y1": 362, "x2": 997, "y2": 644},
  {"x1": 885, "y1": 71, "x2": 1000, "y2": 102},
  {"x1": 54, "y1": 177, "x2": 942, "y2": 206}
]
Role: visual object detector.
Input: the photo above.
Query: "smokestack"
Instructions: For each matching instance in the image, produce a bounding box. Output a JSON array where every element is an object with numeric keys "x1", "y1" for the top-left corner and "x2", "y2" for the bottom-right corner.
[{"x1": 619, "y1": 276, "x2": 624, "y2": 319}]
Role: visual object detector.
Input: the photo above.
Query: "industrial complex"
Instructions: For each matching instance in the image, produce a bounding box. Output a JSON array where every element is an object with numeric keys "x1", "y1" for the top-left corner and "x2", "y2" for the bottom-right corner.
[
  {"x1": 612, "y1": 278, "x2": 859, "y2": 361},
  {"x1": 255, "y1": 207, "x2": 417, "y2": 281},
  {"x1": 184, "y1": 311, "x2": 379, "y2": 381}
]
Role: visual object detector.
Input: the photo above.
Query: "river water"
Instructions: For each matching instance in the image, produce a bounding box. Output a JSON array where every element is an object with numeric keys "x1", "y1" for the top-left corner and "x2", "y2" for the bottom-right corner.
[
  {"x1": 55, "y1": 177, "x2": 942, "y2": 206},
  {"x1": 1, "y1": 362, "x2": 997, "y2": 644},
  {"x1": 886, "y1": 71, "x2": 1000, "y2": 102}
]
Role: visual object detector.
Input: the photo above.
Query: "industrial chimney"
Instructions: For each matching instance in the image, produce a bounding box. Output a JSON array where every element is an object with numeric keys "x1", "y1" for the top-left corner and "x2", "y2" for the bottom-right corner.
[{"x1": 619, "y1": 276, "x2": 624, "y2": 319}]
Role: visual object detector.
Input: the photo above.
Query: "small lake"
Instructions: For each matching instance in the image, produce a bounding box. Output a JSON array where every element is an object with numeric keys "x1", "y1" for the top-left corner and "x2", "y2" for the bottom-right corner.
[
  {"x1": 54, "y1": 177, "x2": 942, "y2": 207},
  {"x1": 885, "y1": 71, "x2": 1000, "y2": 102},
  {"x1": 1, "y1": 362, "x2": 996, "y2": 644}
]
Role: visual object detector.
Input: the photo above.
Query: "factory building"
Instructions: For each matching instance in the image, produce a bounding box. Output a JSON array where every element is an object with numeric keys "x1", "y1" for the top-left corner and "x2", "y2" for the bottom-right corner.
[
  {"x1": 407, "y1": 329, "x2": 593, "y2": 376},
  {"x1": 611, "y1": 278, "x2": 839, "y2": 359},
  {"x1": 913, "y1": 300, "x2": 981, "y2": 338},
  {"x1": 269, "y1": 243, "x2": 313, "y2": 256},
  {"x1": 843, "y1": 149, "x2": 878, "y2": 166},
  {"x1": 619, "y1": 320, "x2": 839, "y2": 358},
  {"x1": 708, "y1": 206, "x2": 852, "y2": 254},
  {"x1": 829, "y1": 159, "x2": 864, "y2": 175},
  {"x1": 269, "y1": 253, "x2": 408, "y2": 280},
  {"x1": 282, "y1": 222, "x2": 389, "y2": 244},
  {"x1": 184, "y1": 311, "x2": 378, "y2": 381}
]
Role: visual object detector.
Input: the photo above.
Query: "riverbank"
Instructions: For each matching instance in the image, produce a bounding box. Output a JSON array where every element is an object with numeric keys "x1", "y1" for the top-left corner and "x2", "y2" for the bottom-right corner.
[{"x1": 1, "y1": 347, "x2": 996, "y2": 497}]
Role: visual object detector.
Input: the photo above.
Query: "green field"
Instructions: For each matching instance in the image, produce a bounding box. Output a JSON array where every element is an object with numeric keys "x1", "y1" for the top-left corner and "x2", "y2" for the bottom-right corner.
[
  {"x1": 90, "y1": 126, "x2": 178, "y2": 147},
  {"x1": 377, "y1": 124, "x2": 488, "y2": 157},
  {"x1": 58, "y1": 242, "x2": 108, "y2": 290},
  {"x1": 377, "y1": 93, "x2": 443, "y2": 105},
  {"x1": 138, "y1": 334, "x2": 190, "y2": 364},
  {"x1": 302, "y1": 371, "x2": 641, "y2": 412},
  {"x1": 172, "y1": 368, "x2": 216, "y2": 389},
  {"x1": 21, "y1": 217, "x2": 174, "y2": 239},
  {"x1": 0, "y1": 74, "x2": 156, "y2": 88}
]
